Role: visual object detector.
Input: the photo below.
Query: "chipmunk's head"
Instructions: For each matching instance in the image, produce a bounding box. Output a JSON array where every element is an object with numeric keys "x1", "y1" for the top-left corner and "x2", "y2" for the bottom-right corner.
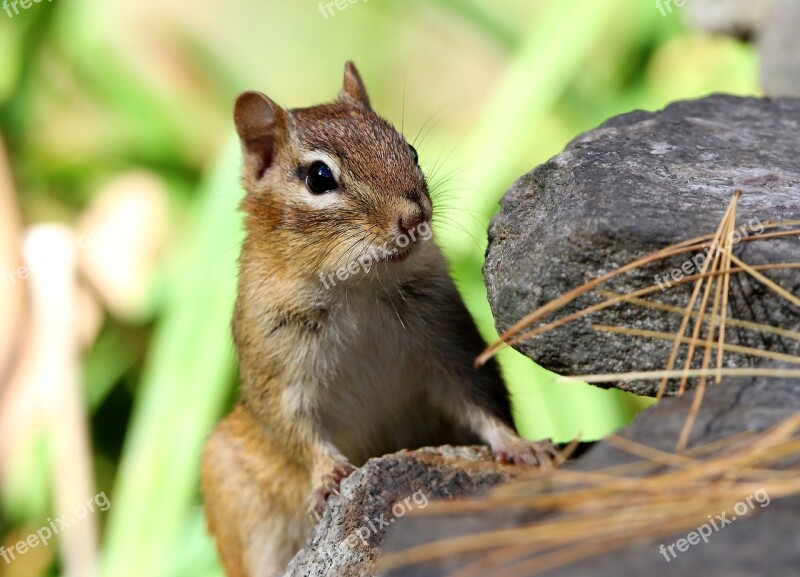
[{"x1": 234, "y1": 61, "x2": 432, "y2": 280}]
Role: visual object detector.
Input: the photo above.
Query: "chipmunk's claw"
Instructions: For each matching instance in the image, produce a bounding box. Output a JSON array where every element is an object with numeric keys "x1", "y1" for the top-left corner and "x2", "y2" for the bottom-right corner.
[
  {"x1": 308, "y1": 461, "x2": 356, "y2": 520},
  {"x1": 494, "y1": 438, "x2": 561, "y2": 468}
]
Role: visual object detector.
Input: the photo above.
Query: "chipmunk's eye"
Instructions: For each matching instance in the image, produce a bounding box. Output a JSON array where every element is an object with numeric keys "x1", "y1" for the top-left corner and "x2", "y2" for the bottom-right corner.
[
  {"x1": 306, "y1": 161, "x2": 338, "y2": 194},
  {"x1": 409, "y1": 144, "x2": 419, "y2": 165}
]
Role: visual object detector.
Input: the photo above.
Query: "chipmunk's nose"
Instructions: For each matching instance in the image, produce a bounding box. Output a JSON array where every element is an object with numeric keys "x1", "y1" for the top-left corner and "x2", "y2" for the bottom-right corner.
[
  {"x1": 398, "y1": 202, "x2": 428, "y2": 237},
  {"x1": 398, "y1": 213, "x2": 423, "y2": 237},
  {"x1": 397, "y1": 188, "x2": 432, "y2": 237}
]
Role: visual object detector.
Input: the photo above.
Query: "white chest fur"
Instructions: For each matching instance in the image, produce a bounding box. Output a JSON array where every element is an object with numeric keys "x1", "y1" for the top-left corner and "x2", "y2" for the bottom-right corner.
[{"x1": 279, "y1": 280, "x2": 437, "y2": 464}]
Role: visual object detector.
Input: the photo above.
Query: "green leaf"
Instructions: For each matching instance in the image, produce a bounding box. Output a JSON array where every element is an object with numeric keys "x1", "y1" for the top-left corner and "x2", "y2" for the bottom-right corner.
[{"x1": 100, "y1": 139, "x2": 242, "y2": 577}]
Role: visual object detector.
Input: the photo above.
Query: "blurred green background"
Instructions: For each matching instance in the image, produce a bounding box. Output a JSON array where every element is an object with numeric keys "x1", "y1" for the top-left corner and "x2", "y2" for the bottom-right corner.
[{"x1": 0, "y1": 0, "x2": 759, "y2": 576}]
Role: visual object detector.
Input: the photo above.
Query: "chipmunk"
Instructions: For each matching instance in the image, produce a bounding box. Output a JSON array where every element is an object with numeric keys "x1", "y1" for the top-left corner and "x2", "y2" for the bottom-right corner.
[{"x1": 201, "y1": 61, "x2": 558, "y2": 577}]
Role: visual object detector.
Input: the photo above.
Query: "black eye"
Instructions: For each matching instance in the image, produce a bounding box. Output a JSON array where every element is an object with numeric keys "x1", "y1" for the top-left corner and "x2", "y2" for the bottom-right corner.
[
  {"x1": 409, "y1": 144, "x2": 419, "y2": 165},
  {"x1": 306, "y1": 161, "x2": 338, "y2": 194}
]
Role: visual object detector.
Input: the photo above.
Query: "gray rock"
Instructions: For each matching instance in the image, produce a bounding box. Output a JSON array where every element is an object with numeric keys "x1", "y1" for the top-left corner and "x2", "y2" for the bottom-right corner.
[
  {"x1": 685, "y1": 0, "x2": 774, "y2": 38},
  {"x1": 484, "y1": 94, "x2": 800, "y2": 397},
  {"x1": 759, "y1": 0, "x2": 800, "y2": 97},
  {"x1": 382, "y1": 366, "x2": 800, "y2": 577},
  {"x1": 686, "y1": 0, "x2": 800, "y2": 97},
  {"x1": 282, "y1": 446, "x2": 520, "y2": 577}
]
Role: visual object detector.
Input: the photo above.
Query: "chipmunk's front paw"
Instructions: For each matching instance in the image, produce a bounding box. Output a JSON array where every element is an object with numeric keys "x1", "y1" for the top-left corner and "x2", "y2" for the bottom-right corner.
[
  {"x1": 493, "y1": 438, "x2": 561, "y2": 468},
  {"x1": 308, "y1": 460, "x2": 356, "y2": 521}
]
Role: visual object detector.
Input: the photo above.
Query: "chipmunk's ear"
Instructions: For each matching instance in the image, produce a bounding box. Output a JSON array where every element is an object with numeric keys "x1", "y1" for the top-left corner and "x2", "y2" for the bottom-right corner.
[
  {"x1": 234, "y1": 91, "x2": 289, "y2": 180},
  {"x1": 339, "y1": 61, "x2": 371, "y2": 108}
]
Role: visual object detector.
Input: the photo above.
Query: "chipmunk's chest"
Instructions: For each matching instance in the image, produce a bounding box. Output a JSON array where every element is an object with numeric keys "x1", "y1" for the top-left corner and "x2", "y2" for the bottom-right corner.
[{"x1": 281, "y1": 290, "x2": 442, "y2": 463}]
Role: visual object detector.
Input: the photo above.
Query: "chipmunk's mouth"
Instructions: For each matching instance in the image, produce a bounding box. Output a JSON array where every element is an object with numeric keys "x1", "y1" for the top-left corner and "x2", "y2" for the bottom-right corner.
[
  {"x1": 385, "y1": 246, "x2": 414, "y2": 263},
  {"x1": 351, "y1": 240, "x2": 417, "y2": 271},
  {"x1": 382, "y1": 220, "x2": 432, "y2": 264}
]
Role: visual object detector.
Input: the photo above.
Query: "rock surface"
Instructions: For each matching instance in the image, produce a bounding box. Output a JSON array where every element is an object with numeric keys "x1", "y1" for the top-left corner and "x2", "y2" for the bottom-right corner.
[
  {"x1": 282, "y1": 446, "x2": 521, "y2": 577},
  {"x1": 758, "y1": 0, "x2": 800, "y2": 97},
  {"x1": 685, "y1": 0, "x2": 774, "y2": 38},
  {"x1": 484, "y1": 94, "x2": 800, "y2": 397},
  {"x1": 382, "y1": 365, "x2": 800, "y2": 577},
  {"x1": 687, "y1": 0, "x2": 800, "y2": 97}
]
